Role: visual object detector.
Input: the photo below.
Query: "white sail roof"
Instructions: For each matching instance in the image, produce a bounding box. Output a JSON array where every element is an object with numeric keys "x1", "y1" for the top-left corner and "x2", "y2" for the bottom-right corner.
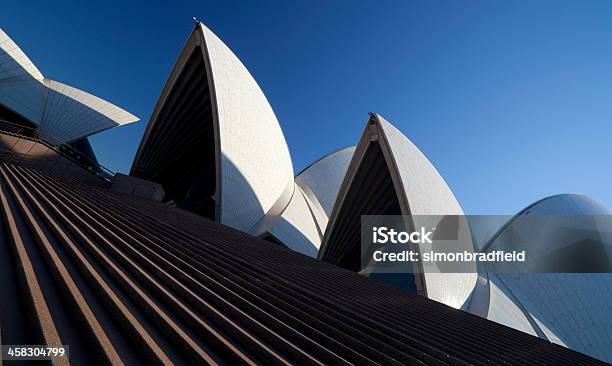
[{"x1": 0, "y1": 27, "x2": 138, "y2": 143}]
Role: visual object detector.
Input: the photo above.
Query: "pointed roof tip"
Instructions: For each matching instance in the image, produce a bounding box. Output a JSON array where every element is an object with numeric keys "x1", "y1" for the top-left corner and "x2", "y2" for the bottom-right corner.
[
  {"x1": 367, "y1": 112, "x2": 378, "y2": 125},
  {"x1": 192, "y1": 16, "x2": 201, "y2": 25},
  {"x1": 368, "y1": 112, "x2": 389, "y2": 126}
]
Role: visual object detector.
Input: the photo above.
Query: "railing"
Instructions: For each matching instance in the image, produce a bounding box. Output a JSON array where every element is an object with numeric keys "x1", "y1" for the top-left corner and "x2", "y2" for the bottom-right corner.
[{"x1": 0, "y1": 119, "x2": 116, "y2": 181}]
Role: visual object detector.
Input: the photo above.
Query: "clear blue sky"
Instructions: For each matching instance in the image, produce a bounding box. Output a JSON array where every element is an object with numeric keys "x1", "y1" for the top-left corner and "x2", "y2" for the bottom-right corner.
[{"x1": 2, "y1": 1, "x2": 611, "y2": 214}]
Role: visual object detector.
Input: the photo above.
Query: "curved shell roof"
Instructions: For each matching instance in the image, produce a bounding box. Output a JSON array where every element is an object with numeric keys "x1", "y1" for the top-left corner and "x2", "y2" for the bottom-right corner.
[
  {"x1": 0, "y1": 27, "x2": 43, "y2": 81},
  {"x1": 39, "y1": 79, "x2": 139, "y2": 142},
  {"x1": 469, "y1": 194, "x2": 612, "y2": 363},
  {"x1": 199, "y1": 23, "x2": 294, "y2": 232},
  {"x1": 295, "y1": 146, "x2": 355, "y2": 230},
  {"x1": 264, "y1": 184, "x2": 321, "y2": 257},
  {"x1": 378, "y1": 115, "x2": 475, "y2": 308},
  {"x1": 482, "y1": 194, "x2": 611, "y2": 261},
  {"x1": 0, "y1": 27, "x2": 138, "y2": 142},
  {"x1": 253, "y1": 147, "x2": 356, "y2": 257},
  {"x1": 131, "y1": 23, "x2": 293, "y2": 234},
  {"x1": 319, "y1": 113, "x2": 476, "y2": 308},
  {"x1": 376, "y1": 114, "x2": 463, "y2": 215}
]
